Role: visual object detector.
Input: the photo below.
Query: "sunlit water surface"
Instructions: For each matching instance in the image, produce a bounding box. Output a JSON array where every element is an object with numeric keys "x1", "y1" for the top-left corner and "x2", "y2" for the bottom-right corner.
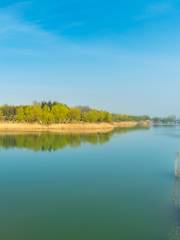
[{"x1": 0, "y1": 127, "x2": 180, "y2": 240}]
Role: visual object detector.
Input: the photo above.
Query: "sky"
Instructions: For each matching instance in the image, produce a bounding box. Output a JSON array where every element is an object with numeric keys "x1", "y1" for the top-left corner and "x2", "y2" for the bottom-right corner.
[{"x1": 0, "y1": 0, "x2": 180, "y2": 116}]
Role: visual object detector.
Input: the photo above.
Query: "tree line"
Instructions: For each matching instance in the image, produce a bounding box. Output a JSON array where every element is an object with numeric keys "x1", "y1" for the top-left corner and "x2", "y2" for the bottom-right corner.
[{"x1": 0, "y1": 101, "x2": 150, "y2": 124}]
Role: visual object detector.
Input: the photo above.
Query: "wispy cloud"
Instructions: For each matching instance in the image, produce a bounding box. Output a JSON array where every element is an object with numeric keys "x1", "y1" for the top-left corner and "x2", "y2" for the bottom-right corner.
[
  {"x1": 147, "y1": 2, "x2": 173, "y2": 14},
  {"x1": 0, "y1": 2, "x2": 57, "y2": 42},
  {"x1": 0, "y1": 2, "x2": 84, "y2": 60},
  {"x1": 0, "y1": 1, "x2": 97, "y2": 61},
  {"x1": 61, "y1": 21, "x2": 85, "y2": 30},
  {"x1": 136, "y1": 1, "x2": 174, "y2": 20},
  {"x1": 0, "y1": 1, "x2": 178, "y2": 64}
]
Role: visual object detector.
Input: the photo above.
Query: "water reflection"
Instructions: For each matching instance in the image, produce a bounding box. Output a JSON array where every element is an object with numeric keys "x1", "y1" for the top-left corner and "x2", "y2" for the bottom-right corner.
[
  {"x1": 0, "y1": 127, "x2": 144, "y2": 152},
  {"x1": 170, "y1": 156, "x2": 180, "y2": 240},
  {"x1": 175, "y1": 153, "x2": 180, "y2": 177},
  {"x1": 155, "y1": 126, "x2": 180, "y2": 139}
]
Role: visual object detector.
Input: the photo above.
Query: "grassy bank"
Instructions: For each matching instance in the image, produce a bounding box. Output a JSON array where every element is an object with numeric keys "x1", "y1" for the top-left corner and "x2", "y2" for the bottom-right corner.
[{"x1": 0, "y1": 121, "x2": 150, "y2": 133}]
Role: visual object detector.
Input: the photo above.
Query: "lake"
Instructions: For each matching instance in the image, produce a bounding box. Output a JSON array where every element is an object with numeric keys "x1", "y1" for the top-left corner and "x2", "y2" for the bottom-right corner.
[{"x1": 0, "y1": 127, "x2": 180, "y2": 240}]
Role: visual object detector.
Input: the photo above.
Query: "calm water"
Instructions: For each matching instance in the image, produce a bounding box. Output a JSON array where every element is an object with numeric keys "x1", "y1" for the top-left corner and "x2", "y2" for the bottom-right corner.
[{"x1": 0, "y1": 127, "x2": 180, "y2": 240}]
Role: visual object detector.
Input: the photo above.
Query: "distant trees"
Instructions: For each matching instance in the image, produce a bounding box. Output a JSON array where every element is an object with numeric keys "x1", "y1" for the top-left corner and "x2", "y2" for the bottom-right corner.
[
  {"x1": 112, "y1": 114, "x2": 150, "y2": 122},
  {"x1": 163, "y1": 115, "x2": 176, "y2": 123},
  {"x1": 0, "y1": 101, "x2": 150, "y2": 124},
  {"x1": 152, "y1": 115, "x2": 176, "y2": 124}
]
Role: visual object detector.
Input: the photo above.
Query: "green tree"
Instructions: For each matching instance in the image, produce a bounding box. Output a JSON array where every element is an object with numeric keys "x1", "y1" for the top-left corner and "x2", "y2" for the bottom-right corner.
[
  {"x1": 103, "y1": 112, "x2": 112, "y2": 122},
  {"x1": 23, "y1": 105, "x2": 43, "y2": 123},
  {"x1": 41, "y1": 105, "x2": 54, "y2": 124},
  {"x1": 31, "y1": 104, "x2": 43, "y2": 122},
  {"x1": 0, "y1": 109, "x2": 3, "y2": 121},
  {"x1": 51, "y1": 104, "x2": 69, "y2": 123},
  {"x1": 1, "y1": 105, "x2": 16, "y2": 121},
  {"x1": 82, "y1": 110, "x2": 99, "y2": 122},
  {"x1": 16, "y1": 107, "x2": 25, "y2": 122},
  {"x1": 68, "y1": 108, "x2": 81, "y2": 122}
]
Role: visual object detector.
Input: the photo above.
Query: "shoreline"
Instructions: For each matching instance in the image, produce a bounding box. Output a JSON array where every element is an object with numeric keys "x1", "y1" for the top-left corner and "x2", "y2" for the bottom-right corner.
[{"x1": 0, "y1": 121, "x2": 150, "y2": 133}]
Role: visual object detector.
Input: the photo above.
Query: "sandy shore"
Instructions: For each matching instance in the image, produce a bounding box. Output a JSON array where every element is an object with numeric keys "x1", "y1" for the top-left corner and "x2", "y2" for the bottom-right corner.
[{"x1": 0, "y1": 121, "x2": 150, "y2": 133}]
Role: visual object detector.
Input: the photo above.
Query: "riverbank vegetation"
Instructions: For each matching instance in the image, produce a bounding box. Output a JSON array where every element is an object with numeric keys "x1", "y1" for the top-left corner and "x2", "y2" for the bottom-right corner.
[{"x1": 0, "y1": 101, "x2": 150, "y2": 124}]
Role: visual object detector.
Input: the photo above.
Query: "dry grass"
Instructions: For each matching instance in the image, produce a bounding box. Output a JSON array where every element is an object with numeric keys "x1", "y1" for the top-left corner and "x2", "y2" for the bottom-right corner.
[
  {"x1": 113, "y1": 121, "x2": 150, "y2": 128},
  {"x1": 0, "y1": 122, "x2": 113, "y2": 133},
  {"x1": 0, "y1": 121, "x2": 150, "y2": 133}
]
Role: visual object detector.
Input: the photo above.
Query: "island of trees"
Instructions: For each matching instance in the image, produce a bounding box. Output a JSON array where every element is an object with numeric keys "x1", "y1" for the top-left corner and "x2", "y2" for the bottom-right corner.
[{"x1": 0, "y1": 101, "x2": 150, "y2": 124}]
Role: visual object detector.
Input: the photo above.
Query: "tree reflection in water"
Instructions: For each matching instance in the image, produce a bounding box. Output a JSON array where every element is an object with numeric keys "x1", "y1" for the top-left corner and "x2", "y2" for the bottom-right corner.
[{"x1": 0, "y1": 127, "x2": 144, "y2": 152}]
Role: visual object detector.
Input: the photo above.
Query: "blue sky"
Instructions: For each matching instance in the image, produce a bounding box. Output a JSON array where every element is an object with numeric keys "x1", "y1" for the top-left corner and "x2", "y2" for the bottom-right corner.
[{"x1": 0, "y1": 0, "x2": 180, "y2": 116}]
